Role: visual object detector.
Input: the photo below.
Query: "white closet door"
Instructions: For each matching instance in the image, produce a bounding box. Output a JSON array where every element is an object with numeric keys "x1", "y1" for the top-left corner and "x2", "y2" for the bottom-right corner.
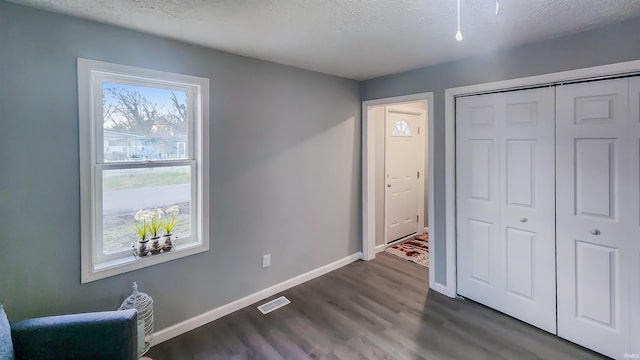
[
  {"x1": 456, "y1": 93, "x2": 501, "y2": 308},
  {"x1": 630, "y1": 77, "x2": 640, "y2": 356},
  {"x1": 556, "y1": 78, "x2": 632, "y2": 358},
  {"x1": 457, "y1": 87, "x2": 556, "y2": 333},
  {"x1": 499, "y1": 88, "x2": 556, "y2": 333}
]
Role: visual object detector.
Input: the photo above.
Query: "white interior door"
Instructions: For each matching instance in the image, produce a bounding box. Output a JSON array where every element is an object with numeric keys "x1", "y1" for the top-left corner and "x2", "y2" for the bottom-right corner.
[
  {"x1": 385, "y1": 108, "x2": 422, "y2": 242},
  {"x1": 556, "y1": 78, "x2": 632, "y2": 358},
  {"x1": 456, "y1": 87, "x2": 557, "y2": 333}
]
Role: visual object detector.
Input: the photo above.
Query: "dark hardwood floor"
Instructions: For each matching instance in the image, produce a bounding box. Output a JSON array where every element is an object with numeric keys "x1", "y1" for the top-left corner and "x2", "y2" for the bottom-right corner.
[{"x1": 147, "y1": 252, "x2": 605, "y2": 359}]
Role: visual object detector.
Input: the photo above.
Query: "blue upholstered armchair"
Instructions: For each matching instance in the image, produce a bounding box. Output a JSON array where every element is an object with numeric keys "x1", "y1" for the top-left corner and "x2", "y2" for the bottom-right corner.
[{"x1": 1, "y1": 305, "x2": 138, "y2": 360}]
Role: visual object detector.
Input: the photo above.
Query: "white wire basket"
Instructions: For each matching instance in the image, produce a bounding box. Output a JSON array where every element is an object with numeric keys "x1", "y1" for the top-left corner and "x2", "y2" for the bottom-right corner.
[{"x1": 119, "y1": 282, "x2": 153, "y2": 357}]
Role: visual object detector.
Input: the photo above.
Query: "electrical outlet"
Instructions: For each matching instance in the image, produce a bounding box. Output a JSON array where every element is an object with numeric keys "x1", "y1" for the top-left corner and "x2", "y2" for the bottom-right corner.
[{"x1": 262, "y1": 254, "x2": 271, "y2": 268}]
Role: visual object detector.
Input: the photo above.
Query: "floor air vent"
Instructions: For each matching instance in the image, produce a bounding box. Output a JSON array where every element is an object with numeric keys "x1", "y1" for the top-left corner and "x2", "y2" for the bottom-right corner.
[{"x1": 257, "y1": 296, "x2": 290, "y2": 314}]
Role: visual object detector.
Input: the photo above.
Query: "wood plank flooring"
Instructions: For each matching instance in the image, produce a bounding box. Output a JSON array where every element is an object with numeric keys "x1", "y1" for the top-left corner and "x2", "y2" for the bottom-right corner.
[{"x1": 147, "y1": 253, "x2": 605, "y2": 359}]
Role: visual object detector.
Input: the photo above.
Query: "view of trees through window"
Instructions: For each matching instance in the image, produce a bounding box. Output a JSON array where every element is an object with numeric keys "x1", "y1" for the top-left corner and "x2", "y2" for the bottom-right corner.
[
  {"x1": 101, "y1": 83, "x2": 192, "y2": 254},
  {"x1": 102, "y1": 82, "x2": 189, "y2": 161}
]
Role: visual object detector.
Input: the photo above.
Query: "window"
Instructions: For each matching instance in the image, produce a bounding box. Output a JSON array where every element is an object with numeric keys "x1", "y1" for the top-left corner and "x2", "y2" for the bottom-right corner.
[
  {"x1": 78, "y1": 58, "x2": 210, "y2": 283},
  {"x1": 392, "y1": 119, "x2": 412, "y2": 136}
]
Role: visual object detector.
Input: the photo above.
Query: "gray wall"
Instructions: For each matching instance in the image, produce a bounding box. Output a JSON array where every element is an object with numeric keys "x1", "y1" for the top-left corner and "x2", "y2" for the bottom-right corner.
[
  {"x1": 0, "y1": 2, "x2": 360, "y2": 330},
  {"x1": 361, "y1": 18, "x2": 640, "y2": 286}
]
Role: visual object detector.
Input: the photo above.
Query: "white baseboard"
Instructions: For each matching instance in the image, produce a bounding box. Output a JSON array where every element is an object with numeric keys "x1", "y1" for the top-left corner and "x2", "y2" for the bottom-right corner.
[
  {"x1": 375, "y1": 244, "x2": 386, "y2": 253},
  {"x1": 152, "y1": 251, "x2": 363, "y2": 345}
]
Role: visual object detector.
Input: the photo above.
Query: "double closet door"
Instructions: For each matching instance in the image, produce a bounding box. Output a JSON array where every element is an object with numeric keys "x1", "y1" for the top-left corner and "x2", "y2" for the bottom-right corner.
[
  {"x1": 456, "y1": 87, "x2": 557, "y2": 334},
  {"x1": 456, "y1": 77, "x2": 640, "y2": 358}
]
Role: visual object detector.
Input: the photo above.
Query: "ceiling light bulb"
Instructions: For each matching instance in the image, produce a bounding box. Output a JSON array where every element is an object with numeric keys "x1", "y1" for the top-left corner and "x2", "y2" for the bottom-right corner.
[{"x1": 455, "y1": 0, "x2": 462, "y2": 41}]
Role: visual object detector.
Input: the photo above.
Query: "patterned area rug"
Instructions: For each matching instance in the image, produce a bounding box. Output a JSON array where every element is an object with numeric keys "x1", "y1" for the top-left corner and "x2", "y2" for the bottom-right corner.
[{"x1": 385, "y1": 233, "x2": 429, "y2": 267}]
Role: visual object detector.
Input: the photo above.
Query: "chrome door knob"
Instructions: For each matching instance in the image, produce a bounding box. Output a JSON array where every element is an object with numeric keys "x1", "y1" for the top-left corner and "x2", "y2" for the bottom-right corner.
[
  {"x1": 590, "y1": 229, "x2": 601, "y2": 235},
  {"x1": 520, "y1": 217, "x2": 528, "y2": 223}
]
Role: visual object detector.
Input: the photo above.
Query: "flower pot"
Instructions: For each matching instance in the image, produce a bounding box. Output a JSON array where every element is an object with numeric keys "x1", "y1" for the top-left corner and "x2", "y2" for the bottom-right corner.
[
  {"x1": 162, "y1": 234, "x2": 174, "y2": 252},
  {"x1": 135, "y1": 239, "x2": 150, "y2": 257},
  {"x1": 149, "y1": 237, "x2": 162, "y2": 255}
]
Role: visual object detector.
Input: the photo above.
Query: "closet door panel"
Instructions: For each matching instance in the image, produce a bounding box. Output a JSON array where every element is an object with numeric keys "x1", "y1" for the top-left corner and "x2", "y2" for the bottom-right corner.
[
  {"x1": 468, "y1": 219, "x2": 492, "y2": 283},
  {"x1": 469, "y1": 139, "x2": 493, "y2": 201},
  {"x1": 575, "y1": 241, "x2": 617, "y2": 326},
  {"x1": 505, "y1": 139, "x2": 535, "y2": 207},
  {"x1": 500, "y1": 88, "x2": 557, "y2": 333},
  {"x1": 505, "y1": 227, "x2": 535, "y2": 298},
  {"x1": 457, "y1": 87, "x2": 556, "y2": 333},
  {"x1": 575, "y1": 138, "x2": 616, "y2": 218},
  {"x1": 456, "y1": 94, "x2": 501, "y2": 304},
  {"x1": 556, "y1": 78, "x2": 631, "y2": 358}
]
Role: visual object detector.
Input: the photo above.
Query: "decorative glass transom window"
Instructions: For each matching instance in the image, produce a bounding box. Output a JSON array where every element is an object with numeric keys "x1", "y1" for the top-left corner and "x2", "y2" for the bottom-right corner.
[
  {"x1": 78, "y1": 58, "x2": 210, "y2": 283},
  {"x1": 392, "y1": 119, "x2": 412, "y2": 136}
]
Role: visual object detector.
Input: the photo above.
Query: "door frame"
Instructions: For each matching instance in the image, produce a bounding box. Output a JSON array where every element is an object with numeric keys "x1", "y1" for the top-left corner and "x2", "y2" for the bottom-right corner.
[
  {"x1": 383, "y1": 105, "x2": 427, "y2": 246},
  {"x1": 443, "y1": 60, "x2": 640, "y2": 298},
  {"x1": 361, "y1": 92, "x2": 434, "y2": 274}
]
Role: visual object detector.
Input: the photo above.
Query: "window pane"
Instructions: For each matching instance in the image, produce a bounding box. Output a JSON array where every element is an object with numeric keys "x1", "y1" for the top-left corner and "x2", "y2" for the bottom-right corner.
[
  {"x1": 102, "y1": 82, "x2": 189, "y2": 162},
  {"x1": 102, "y1": 166, "x2": 192, "y2": 255},
  {"x1": 392, "y1": 119, "x2": 412, "y2": 137}
]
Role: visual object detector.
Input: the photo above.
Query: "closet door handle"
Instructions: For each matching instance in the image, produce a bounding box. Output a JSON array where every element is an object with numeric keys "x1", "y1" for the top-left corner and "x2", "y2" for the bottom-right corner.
[
  {"x1": 590, "y1": 229, "x2": 601, "y2": 235},
  {"x1": 519, "y1": 217, "x2": 527, "y2": 223}
]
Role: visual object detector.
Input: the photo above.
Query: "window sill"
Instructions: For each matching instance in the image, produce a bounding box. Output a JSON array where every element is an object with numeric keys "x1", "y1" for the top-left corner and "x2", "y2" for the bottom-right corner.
[{"x1": 82, "y1": 240, "x2": 208, "y2": 283}]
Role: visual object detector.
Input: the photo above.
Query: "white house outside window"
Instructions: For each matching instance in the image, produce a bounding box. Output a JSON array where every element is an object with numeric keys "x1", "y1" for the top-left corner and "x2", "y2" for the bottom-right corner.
[{"x1": 78, "y1": 58, "x2": 210, "y2": 283}]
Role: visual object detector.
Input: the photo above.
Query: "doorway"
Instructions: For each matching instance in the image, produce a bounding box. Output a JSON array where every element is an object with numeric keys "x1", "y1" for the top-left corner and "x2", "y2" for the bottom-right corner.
[
  {"x1": 361, "y1": 93, "x2": 434, "y2": 273},
  {"x1": 384, "y1": 105, "x2": 425, "y2": 244}
]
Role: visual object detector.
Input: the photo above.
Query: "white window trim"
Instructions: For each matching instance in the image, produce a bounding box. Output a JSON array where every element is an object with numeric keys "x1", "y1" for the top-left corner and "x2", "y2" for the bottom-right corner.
[{"x1": 78, "y1": 58, "x2": 210, "y2": 283}]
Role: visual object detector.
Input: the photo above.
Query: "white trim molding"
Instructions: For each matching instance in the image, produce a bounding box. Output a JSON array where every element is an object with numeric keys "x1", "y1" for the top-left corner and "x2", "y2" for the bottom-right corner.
[
  {"x1": 444, "y1": 59, "x2": 640, "y2": 299},
  {"x1": 430, "y1": 282, "x2": 449, "y2": 297},
  {"x1": 152, "y1": 252, "x2": 362, "y2": 345}
]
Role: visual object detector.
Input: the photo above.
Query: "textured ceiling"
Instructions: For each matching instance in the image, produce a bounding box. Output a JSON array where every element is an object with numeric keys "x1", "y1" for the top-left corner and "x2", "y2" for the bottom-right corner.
[{"x1": 8, "y1": 0, "x2": 640, "y2": 79}]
